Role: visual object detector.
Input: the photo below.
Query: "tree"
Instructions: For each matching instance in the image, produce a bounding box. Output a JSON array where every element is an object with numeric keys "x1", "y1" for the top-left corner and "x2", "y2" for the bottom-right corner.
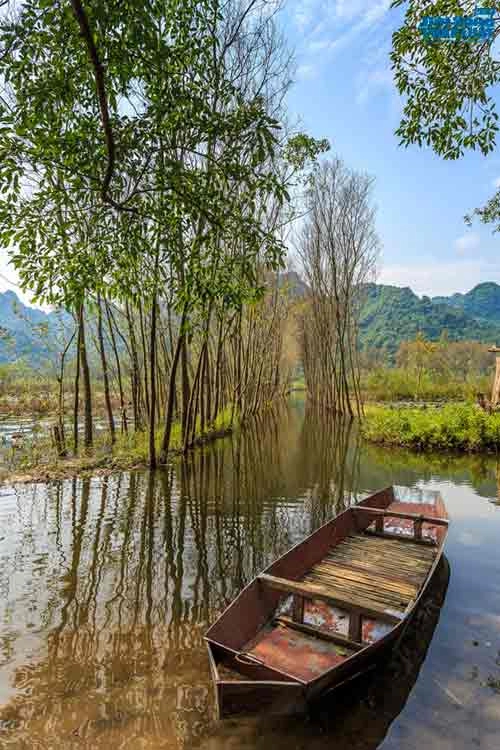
[
  {"x1": 0, "y1": 0, "x2": 328, "y2": 467},
  {"x1": 391, "y1": 1, "x2": 500, "y2": 226},
  {"x1": 297, "y1": 158, "x2": 379, "y2": 416}
]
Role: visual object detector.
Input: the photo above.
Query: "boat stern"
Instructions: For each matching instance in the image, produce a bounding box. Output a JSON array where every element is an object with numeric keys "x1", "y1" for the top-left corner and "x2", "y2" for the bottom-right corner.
[{"x1": 205, "y1": 639, "x2": 307, "y2": 719}]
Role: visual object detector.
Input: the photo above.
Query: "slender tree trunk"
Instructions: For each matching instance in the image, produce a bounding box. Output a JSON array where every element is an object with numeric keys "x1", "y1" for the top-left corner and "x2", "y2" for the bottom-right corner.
[
  {"x1": 138, "y1": 299, "x2": 150, "y2": 420},
  {"x1": 181, "y1": 336, "x2": 190, "y2": 435},
  {"x1": 126, "y1": 301, "x2": 141, "y2": 431},
  {"x1": 159, "y1": 307, "x2": 187, "y2": 464},
  {"x1": 97, "y1": 293, "x2": 115, "y2": 444},
  {"x1": 79, "y1": 304, "x2": 93, "y2": 448},
  {"x1": 73, "y1": 307, "x2": 82, "y2": 454},
  {"x1": 56, "y1": 329, "x2": 76, "y2": 457},
  {"x1": 148, "y1": 252, "x2": 159, "y2": 468},
  {"x1": 105, "y1": 299, "x2": 128, "y2": 433}
]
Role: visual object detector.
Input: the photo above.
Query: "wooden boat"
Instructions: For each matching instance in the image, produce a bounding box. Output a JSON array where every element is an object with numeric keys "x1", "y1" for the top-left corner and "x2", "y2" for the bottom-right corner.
[{"x1": 205, "y1": 486, "x2": 449, "y2": 718}]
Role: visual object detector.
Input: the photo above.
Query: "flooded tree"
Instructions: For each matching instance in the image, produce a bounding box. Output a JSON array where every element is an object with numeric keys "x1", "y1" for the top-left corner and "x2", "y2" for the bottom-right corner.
[
  {"x1": 297, "y1": 158, "x2": 379, "y2": 416},
  {"x1": 0, "y1": 0, "x2": 327, "y2": 465}
]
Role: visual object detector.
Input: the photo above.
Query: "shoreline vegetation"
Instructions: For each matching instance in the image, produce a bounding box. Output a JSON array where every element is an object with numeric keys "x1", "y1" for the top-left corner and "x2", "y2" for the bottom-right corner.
[
  {"x1": 362, "y1": 403, "x2": 500, "y2": 453},
  {"x1": 5, "y1": 397, "x2": 500, "y2": 488},
  {"x1": 0, "y1": 407, "x2": 237, "y2": 485}
]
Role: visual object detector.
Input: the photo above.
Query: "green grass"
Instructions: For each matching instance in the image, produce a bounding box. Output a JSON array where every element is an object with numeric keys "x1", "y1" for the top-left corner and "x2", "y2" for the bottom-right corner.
[
  {"x1": 1, "y1": 406, "x2": 237, "y2": 482},
  {"x1": 109, "y1": 405, "x2": 236, "y2": 463},
  {"x1": 360, "y1": 368, "x2": 490, "y2": 403},
  {"x1": 362, "y1": 403, "x2": 500, "y2": 452}
]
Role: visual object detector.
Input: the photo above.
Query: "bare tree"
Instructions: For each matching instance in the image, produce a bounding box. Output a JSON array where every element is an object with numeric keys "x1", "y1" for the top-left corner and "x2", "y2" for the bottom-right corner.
[{"x1": 297, "y1": 158, "x2": 379, "y2": 416}]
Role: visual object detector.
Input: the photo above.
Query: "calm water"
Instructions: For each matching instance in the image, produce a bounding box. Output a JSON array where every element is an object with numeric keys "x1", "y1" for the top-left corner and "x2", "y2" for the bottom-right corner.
[{"x1": 0, "y1": 398, "x2": 499, "y2": 749}]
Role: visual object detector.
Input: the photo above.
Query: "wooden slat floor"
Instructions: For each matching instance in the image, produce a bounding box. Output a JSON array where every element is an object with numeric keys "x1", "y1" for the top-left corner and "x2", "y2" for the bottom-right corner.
[{"x1": 301, "y1": 532, "x2": 437, "y2": 616}]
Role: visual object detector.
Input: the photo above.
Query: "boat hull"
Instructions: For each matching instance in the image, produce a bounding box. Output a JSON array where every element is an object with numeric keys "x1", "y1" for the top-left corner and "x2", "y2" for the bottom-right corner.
[{"x1": 206, "y1": 486, "x2": 448, "y2": 719}]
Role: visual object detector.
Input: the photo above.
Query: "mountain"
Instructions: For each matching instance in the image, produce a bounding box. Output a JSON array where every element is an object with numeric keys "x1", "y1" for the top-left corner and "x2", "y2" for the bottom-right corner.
[
  {"x1": 432, "y1": 282, "x2": 500, "y2": 323},
  {"x1": 360, "y1": 283, "x2": 500, "y2": 356},
  {"x1": 1, "y1": 280, "x2": 500, "y2": 366},
  {"x1": 0, "y1": 290, "x2": 72, "y2": 366},
  {"x1": 278, "y1": 270, "x2": 309, "y2": 299}
]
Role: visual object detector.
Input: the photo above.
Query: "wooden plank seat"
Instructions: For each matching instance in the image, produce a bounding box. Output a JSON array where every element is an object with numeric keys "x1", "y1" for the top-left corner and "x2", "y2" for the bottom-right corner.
[
  {"x1": 353, "y1": 506, "x2": 449, "y2": 526},
  {"x1": 353, "y1": 505, "x2": 448, "y2": 543},
  {"x1": 273, "y1": 615, "x2": 363, "y2": 651},
  {"x1": 258, "y1": 573, "x2": 403, "y2": 625},
  {"x1": 206, "y1": 487, "x2": 449, "y2": 718},
  {"x1": 258, "y1": 531, "x2": 438, "y2": 650}
]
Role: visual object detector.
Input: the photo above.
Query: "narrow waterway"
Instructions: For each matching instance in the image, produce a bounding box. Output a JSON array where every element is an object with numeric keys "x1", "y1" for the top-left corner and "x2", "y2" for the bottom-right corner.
[{"x1": 0, "y1": 397, "x2": 499, "y2": 749}]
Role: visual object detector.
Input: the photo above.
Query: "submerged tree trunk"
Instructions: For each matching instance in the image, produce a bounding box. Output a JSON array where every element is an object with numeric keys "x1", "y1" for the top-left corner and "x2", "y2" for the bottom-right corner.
[{"x1": 159, "y1": 306, "x2": 187, "y2": 464}]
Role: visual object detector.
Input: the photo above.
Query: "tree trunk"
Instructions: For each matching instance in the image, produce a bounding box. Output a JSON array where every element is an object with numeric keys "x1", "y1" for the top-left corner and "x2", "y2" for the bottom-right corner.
[
  {"x1": 105, "y1": 300, "x2": 128, "y2": 433},
  {"x1": 148, "y1": 262, "x2": 159, "y2": 468},
  {"x1": 97, "y1": 293, "x2": 115, "y2": 444},
  {"x1": 159, "y1": 307, "x2": 187, "y2": 464},
  {"x1": 79, "y1": 303, "x2": 93, "y2": 448},
  {"x1": 73, "y1": 307, "x2": 82, "y2": 454},
  {"x1": 126, "y1": 300, "x2": 141, "y2": 431}
]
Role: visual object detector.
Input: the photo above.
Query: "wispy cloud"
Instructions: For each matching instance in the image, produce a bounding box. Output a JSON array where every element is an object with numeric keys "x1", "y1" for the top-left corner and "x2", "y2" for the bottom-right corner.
[
  {"x1": 379, "y1": 257, "x2": 500, "y2": 297},
  {"x1": 493, "y1": 176, "x2": 500, "y2": 189},
  {"x1": 455, "y1": 232, "x2": 480, "y2": 256},
  {"x1": 356, "y1": 66, "x2": 393, "y2": 104},
  {"x1": 292, "y1": 1, "x2": 392, "y2": 51},
  {"x1": 296, "y1": 63, "x2": 318, "y2": 80}
]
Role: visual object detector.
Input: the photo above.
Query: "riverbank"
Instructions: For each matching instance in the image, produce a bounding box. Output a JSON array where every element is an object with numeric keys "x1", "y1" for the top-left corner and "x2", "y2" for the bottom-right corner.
[
  {"x1": 362, "y1": 402, "x2": 500, "y2": 453},
  {"x1": 0, "y1": 410, "x2": 236, "y2": 485}
]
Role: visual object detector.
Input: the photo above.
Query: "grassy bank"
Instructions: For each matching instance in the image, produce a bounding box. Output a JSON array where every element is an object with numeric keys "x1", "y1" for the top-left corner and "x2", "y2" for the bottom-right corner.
[
  {"x1": 360, "y1": 367, "x2": 490, "y2": 403},
  {"x1": 0, "y1": 407, "x2": 236, "y2": 484},
  {"x1": 362, "y1": 403, "x2": 500, "y2": 453}
]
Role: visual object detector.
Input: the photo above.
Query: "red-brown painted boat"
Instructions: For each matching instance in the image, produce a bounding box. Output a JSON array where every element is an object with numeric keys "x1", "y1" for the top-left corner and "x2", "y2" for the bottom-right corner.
[{"x1": 205, "y1": 486, "x2": 449, "y2": 718}]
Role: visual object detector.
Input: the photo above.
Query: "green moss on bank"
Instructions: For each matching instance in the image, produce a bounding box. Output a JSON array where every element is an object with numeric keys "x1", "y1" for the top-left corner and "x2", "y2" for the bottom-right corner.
[{"x1": 362, "y1": 403, "x2": 500, "y2": 453}]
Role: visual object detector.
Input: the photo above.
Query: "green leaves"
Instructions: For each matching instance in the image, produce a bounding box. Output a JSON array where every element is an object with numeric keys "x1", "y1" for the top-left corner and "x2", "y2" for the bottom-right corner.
[
  {"x1": 0, "y1": 0, "x2": 324, "y2": 336},
  {"x1": 392, "y1": 1, "x2": 500, "y2": 159}
]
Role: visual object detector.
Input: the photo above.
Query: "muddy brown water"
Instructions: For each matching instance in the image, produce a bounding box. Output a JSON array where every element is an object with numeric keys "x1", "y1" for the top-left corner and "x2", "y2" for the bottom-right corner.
[{"x1": 0, "y1": 398, "x2": 499, "y2": 749}]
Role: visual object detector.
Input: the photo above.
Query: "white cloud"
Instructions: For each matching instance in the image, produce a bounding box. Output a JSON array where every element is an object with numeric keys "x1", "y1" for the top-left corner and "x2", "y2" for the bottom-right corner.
[
  {"x1": 357, "y1": 66, "x2": 393, "y2": 103},
  {"x1": 296, "y1": 63, "x2": 318, "y2": 80},
  {"x1": 378, "y1": 258, "x2": 500, "y2": 297},
  {"x1": 333, "y1": 0, "x2": 390, "y2": 23},
  {"x1": 292, "y1": 0, "x2": 392, "y2": 60},
  {"x1": 308, "y1": 38, "x2": 332, "y2": 53},
  {"x1": 454, "y1": 232, "x2": 480, "y2": 256},
  {"x1": 294, "y1": 9, "x2": 313, "y2": 32},
  {"x1": 492, "y1": 176, "x2": 500, "y2": 189}
]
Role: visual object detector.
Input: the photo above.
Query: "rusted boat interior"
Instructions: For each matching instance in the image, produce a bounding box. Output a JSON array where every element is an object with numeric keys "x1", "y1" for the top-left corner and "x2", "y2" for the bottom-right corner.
[{"x1": 205, "y1": 486, "x2": 449, "y2": 717}]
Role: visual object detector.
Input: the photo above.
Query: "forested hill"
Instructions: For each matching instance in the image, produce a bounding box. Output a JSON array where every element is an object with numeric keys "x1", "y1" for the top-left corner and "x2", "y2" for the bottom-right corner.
[
  {"x1": 360, "y1": 283, "x2": 500, "y2": 355},
  {"x1": 432, "y1": 282, "x2": 500, "y2": 323},
  {"x1": 0, "y1": 290, "x2": 71, "y2": 365},
  {"x1": 1, "y1": 281, "x2": 500, "y2": 366}
]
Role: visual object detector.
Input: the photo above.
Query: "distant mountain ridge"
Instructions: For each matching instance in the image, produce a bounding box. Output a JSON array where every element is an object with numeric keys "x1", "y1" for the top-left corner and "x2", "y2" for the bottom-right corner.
[
  {"x1": 0, "y1": 280, "x2": 500, "y2": 366},
  {"x1": 360, "y1": 282, "x2": 500, "y2": 356},
  {"x1": 432, "y1": 282, "x2": 500, "y2": 323},
  {"x1": 0, "y1": 290, "x2": 71, "y2": 365}
]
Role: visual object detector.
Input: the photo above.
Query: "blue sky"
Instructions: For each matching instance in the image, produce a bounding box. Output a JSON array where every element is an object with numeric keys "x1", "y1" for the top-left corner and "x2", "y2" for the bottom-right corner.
[
  {"x1": 1, "y1": 0, "x2": 499, "y2": 305},
  {"x1": 282, "y1": 0, "x2": 500, "y2": 296}
]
